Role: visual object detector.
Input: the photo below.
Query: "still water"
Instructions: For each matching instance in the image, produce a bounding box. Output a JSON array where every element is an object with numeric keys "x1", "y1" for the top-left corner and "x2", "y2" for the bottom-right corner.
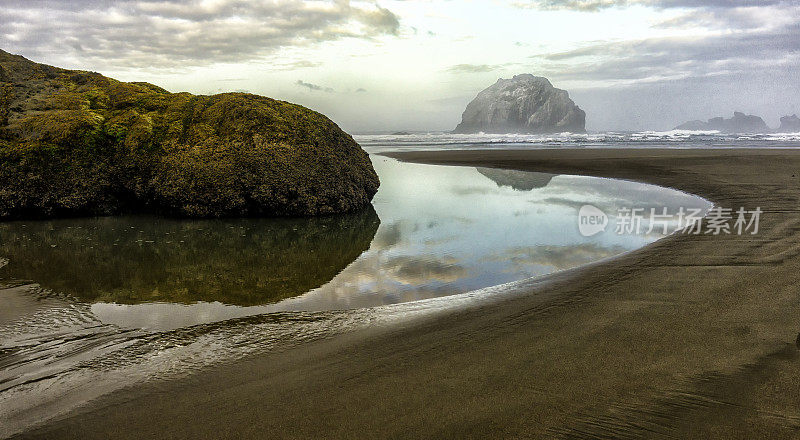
[
  {"x1": 1, "y1": 158, "x2": 708, "y2": 330},
  {"x1": 0, "y1": 157, "x2": 710, "y2": 435}
]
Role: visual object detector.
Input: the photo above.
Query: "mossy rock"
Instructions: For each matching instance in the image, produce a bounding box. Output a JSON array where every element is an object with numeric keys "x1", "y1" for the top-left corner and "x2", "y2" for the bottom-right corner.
[{"x1": 0, "y1": 49, "x2": 379, "y2": 218}]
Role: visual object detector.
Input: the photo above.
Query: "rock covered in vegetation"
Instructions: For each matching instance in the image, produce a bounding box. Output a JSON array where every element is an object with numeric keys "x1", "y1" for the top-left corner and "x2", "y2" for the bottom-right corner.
[
  {"x1": 454, "y1": 74, "x2": 586, "y2": 134},
  {"x1": 0, "y1": 49, "x2": 379, "y2": 218}
]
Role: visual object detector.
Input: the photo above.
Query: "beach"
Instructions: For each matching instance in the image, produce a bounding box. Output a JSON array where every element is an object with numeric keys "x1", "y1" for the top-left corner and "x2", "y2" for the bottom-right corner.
[{"x1": 15, "y1": 148, "x2": 800, "y2": 439}]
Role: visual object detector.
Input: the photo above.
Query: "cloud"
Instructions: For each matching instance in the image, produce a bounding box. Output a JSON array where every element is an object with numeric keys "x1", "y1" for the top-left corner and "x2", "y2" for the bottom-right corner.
[
  {"x1": 447, "y1": 63, "x2": 505, "y2": 73},
  {"x1": 268, "y1": 60, "x2": 323, "y2": 71},
  {"x1": 513, "y1": 0, "x2": 631, "y2": 11},
  {"x1": 531, "y1": 10, "x2": 800, "y2": 87},
  {"x1": 295, "y1": 80, "x2": 334, "y2": 92},
  {"x1": 0, "y1": 0, "x2": 400, "y2": 69},
  {"x1": 513, "y1": 0, "x2": 787, "y2": 11},
  {"x1": 354, "y1": 4, "x2": 401, "y2": 34},
  {"x1": 355, "y1": 87, "x2": 367, "y2": 92}
]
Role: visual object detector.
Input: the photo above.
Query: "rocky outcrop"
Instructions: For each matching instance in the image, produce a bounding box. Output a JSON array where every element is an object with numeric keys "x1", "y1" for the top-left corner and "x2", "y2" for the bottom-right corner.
[
  {"x1": 778, "y1": 115, "x2": 800, "y2": 132},
  {"x1": 675, "y1": 112, "x2": 769, "y2": 133},
  {"x1": 0, "y1": 49, "x2": 379, "y2": 219},
  {"x1": 454, "y1": 74, "x2": 585, "y2": 134}
]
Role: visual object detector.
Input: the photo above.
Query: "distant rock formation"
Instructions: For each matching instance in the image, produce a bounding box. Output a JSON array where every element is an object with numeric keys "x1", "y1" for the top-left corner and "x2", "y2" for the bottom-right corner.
[
  {"x1": 674, "y1": 112, "x2": 769, "y2": 133},
  {"x1": 778, "y1": 115, "x2": 800, "y2": 132},
  {"x1": 454, "y1": 74, "x2": 585, "y2": 134},
  {"x1": 476, "y1": 168, "x2": 555, "y2": 191}
]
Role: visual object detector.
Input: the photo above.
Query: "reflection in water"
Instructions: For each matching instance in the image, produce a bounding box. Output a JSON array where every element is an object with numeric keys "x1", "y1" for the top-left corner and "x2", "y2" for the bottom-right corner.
[
  {"x1": 492, "y1": 243, "x2": 627, "y2": 272},
  {"x1": 477, "y1": 167, "x2": 556, "y2": 191},
  {"x1": 258, "y1": 158, "x2": 710, "y2": 313},
  {"x1": 0, "y1": 157, "x2": 712, "y2": 436},
  {"x1": 0, "y1": 158, "x2": 713, "y2": 322},
  {"x1": 0, "y1": 210, "x2": 379, "y2": 306}
]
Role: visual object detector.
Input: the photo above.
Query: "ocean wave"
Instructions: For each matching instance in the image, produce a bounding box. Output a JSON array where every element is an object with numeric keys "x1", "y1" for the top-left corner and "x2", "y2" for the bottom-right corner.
[{"x1": 354, "y1": 131, "x2": 800, "y2": 151}]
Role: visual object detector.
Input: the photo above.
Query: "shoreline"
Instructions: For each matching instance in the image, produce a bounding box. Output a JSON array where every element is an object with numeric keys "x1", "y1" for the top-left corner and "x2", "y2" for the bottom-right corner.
[
  {"x1": 15, "y1": 148, "x2": 800, "y2": 439},
  {"x1": 0, "y1": 155, "x2": 698, "y2": 438}
]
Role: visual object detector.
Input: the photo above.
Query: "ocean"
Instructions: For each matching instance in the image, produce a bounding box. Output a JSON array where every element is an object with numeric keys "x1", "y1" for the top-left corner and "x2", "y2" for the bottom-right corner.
[{"x1": 355, "y1": 130, "x2": 800, "y2": 153}]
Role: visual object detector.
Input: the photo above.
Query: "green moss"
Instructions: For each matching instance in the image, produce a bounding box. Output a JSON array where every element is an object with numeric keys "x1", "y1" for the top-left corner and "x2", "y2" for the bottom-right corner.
[
  {"x1": 0, "y1": 82, "x2": 12, "y2": 127},
  {"x1": 0, "y1": 49, "x2": 379, "y2": 219},
  {"x1": 18, "y1": 109, "x2": 104, "y2": 146}
]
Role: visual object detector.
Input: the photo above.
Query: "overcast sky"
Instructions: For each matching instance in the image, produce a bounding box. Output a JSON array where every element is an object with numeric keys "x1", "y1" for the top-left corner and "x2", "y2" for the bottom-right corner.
[{"x1": 2, "y1": 0, "x2": 798, "y2": 132}]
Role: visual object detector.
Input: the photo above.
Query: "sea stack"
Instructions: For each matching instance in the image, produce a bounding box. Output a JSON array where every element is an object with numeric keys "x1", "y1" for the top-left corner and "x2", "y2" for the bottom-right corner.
[
  {"x1": 454, "y1": 74, "x2": 585, "y2": 134},
  {"x1": 675, "y1": 111, "x2": 769, "y2": 133},
  {"x1": 778, "y1": 115, "x2": 800, "y2": 132},
  {"x1": 0, "y1": 49, "x2": 379, "y2": 219}
]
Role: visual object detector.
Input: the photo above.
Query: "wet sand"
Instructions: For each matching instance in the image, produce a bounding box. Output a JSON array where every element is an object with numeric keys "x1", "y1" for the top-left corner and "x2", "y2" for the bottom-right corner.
[{"x1": 15, "y1": 148, "x2": 800, "y2": 439}]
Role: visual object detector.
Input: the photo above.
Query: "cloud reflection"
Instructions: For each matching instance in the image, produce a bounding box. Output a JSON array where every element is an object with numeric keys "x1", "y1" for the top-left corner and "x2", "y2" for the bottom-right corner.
[{"x1": 487, "y1": 243, "x2": 627, "y2": 272}]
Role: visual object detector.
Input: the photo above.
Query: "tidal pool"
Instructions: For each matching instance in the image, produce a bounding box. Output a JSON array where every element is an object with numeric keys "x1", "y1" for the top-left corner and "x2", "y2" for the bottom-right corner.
[
  {"x1": 0, "y1": 157, "x2": 710, "y2": 331},
  {"x1": 0, "y1": 157, "x2": 712, "y2": 436}
]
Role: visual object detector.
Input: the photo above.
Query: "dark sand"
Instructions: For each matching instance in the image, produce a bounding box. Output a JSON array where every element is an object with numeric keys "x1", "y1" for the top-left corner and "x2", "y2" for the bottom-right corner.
[{"x1": 15, "y1": 148, "x2": 800, "y2": 439}]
